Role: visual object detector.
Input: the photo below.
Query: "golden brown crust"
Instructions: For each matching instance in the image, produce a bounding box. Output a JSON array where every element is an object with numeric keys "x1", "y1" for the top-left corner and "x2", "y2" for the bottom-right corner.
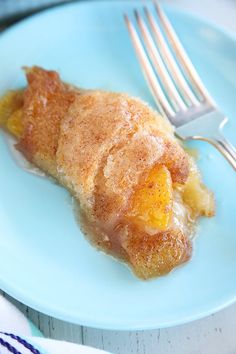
[
  {"x1": 11, "y1": 67, "x2": 201, "y2": 279},
  {"x1": 118, "y1": 224, "x2": 192, "y2": 279},
  {"x1": 160, "y1": 138, "x2": 189, "y2": 184},
  {"x1": 94, "y1": 133, "x2": 165, "y2": 225},
  {"x1": 56, "y1": 92, "x2": 189, "y2": 219},
  {"x1": 56, "y1": 91, "x2": 135, "y2": 210},
  {"x1": 18, "y1": 66, "x2": 75, "y2": 175}
]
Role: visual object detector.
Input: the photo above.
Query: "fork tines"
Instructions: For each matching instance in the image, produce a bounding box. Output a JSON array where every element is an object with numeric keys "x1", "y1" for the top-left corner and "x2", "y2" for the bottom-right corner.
[{"x1": 124, "y1": 2, "x2": 215, "y2": 120}]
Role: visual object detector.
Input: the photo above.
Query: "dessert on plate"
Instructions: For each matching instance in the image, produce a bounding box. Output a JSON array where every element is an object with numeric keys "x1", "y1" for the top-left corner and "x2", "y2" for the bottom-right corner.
[{"x1": 0, "y1": 67, "x2": 214, "y2": 279}]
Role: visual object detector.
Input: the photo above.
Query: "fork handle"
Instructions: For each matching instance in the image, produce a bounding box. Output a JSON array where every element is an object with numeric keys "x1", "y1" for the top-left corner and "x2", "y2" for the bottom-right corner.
[
  {"x1": 210, "y1": 135, "x2": 236, "y2": 170},
  {"x1": 194, "y1": 134, "x2": 236, "y2": 171},
  {"x1": 176, "y1": 111, "x2": 236, "y2": 171}
]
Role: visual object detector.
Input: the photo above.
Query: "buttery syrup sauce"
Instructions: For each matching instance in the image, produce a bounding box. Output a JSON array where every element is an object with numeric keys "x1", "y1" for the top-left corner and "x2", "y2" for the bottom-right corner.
[{"x1": 2, "y1": 131, "x2": 46, "y2": 178}]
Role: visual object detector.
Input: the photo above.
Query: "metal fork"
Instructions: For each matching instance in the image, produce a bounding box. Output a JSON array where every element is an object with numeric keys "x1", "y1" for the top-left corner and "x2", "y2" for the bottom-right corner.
[{"x1": 124, "y1": 3, "x2": 236, "y2": 170}]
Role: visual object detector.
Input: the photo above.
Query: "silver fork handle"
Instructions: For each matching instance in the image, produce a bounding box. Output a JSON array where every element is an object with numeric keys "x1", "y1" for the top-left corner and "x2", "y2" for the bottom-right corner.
[
  {"x1": 176, "y1": 111, "x2": 236, "y2": 171},
  {"x1": 194, "y1": 134, "x2": 236, "y2": 171}
]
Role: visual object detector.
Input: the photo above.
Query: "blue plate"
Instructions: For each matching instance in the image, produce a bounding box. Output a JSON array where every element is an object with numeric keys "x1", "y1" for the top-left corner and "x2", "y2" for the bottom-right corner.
[{"x1": 0, "y1": 1, "x2": 236, "y2": 330}]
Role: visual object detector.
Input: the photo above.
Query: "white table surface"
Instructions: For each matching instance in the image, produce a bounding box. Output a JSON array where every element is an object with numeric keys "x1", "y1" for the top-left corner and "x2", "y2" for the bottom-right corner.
[{"x1": 1, "y1": 0, "x2": 236, "y2": 353}]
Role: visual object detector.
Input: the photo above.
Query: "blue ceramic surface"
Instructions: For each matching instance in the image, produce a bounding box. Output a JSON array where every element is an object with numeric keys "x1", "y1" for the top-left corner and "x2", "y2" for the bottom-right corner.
[{"x1": 0, "y1": 1, "x2": 236, "y2": 329}]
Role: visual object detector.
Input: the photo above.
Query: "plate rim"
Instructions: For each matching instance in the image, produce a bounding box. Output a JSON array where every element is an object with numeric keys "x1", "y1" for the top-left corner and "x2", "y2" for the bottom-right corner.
[{"x1": 0, "y1": 0, "x2": 236, "y2": 330}]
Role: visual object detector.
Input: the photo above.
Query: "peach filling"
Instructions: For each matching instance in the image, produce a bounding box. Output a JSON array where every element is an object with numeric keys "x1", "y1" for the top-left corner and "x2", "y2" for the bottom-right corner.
[
  {"x1": 126, "y1": 165, "x2": 173, "y2": 231},
  {"x1": 0, "y1": 90, "x2": 24, "y2": 138}
]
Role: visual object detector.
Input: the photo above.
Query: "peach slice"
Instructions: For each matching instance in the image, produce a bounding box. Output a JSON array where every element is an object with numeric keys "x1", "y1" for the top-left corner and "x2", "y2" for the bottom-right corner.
[{"x1": 127, "y1": 165, "x2": 173, "y2": 231}]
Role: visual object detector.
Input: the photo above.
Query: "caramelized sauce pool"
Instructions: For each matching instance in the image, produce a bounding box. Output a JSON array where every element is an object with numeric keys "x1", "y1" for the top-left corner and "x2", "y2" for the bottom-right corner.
[{"x1": 2, "y1": 131, "x2": 46, "y2": 177}]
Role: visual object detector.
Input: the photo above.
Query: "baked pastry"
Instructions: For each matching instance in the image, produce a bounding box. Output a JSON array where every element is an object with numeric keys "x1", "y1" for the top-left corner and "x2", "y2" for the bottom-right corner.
[{"x1": 0, "y1": 67, "x2": 215, "y2": 279}]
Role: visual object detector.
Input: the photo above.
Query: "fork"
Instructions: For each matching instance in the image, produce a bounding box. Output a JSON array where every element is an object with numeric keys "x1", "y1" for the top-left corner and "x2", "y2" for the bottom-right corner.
[{"x1": 124, "y1": 3, "x2": 236, "y2": 170}]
